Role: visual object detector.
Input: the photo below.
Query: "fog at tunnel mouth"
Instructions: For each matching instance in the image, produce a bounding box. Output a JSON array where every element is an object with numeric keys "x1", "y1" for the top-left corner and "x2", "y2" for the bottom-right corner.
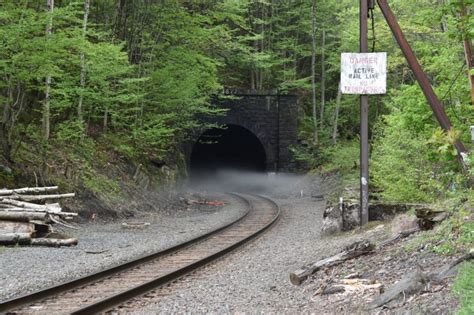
[{"x1": 190, "y1": 124, "x2": 267, "y2": 179}]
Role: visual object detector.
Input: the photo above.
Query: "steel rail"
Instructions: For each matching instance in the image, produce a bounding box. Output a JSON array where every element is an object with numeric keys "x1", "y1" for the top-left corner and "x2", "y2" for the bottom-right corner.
[
  {"x1": 73, "y1": 194, "x2": 280, "y2": 314},
  {"x1": 0, "y1": 193, "x2": 280, "y2": 314},
  {"x1": 0, "y1": 193, "x2": 251, "y2": 313}
]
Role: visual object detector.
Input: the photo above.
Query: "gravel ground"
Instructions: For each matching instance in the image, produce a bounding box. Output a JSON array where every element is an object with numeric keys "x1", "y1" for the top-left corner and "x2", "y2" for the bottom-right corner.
[
  {"x1": 0, "y1": 193, "x2": 247, "y2": 301},
  {"x1": 1, "y1": 174, "x2": 459, "y2": 313},
  {"x1": 129, "y1": 195, "x2": 460, "y2": 314},
  {"x1": 132, "y1": 196, "x2": 388, "y2": 313}
]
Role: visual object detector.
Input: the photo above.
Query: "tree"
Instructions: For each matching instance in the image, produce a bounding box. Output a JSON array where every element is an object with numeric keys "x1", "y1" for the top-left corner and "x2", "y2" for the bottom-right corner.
[
  {"x1": 311, "y1": 0, "x2": 318, "y2": 143},
  {"x1": 78, "y1": 0, "x2": 90, "y2": 125},
  {"x1": 43, "y1": 0, "x2": 54, "y2": 141}
]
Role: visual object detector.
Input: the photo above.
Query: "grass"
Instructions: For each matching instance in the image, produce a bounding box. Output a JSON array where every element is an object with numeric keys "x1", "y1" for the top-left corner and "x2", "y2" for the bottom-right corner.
[
  {"x1": 404, "y1": 212, "x2": 473, "y2": 255},
  {"x1": 454, "y1": 260, "x2": 474, "y2": 315},
  {"x1": 401, "y1": 193, "x2": 473, "y2": 314}
]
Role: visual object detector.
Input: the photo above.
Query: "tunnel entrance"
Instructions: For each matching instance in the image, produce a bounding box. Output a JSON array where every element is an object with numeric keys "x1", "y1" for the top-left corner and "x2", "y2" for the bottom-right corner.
[{"x1": 190, "y1": 124, "x2": 267, "y2": 177}]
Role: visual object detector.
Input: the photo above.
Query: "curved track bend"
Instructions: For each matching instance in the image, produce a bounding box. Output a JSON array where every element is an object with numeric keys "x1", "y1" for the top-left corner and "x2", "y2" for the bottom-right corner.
[{"x1": 0, "y1": 193, "x2": 279, "y2": 314}]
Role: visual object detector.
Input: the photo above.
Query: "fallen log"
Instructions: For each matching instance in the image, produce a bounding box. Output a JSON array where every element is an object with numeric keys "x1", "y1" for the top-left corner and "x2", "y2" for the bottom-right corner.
[
  {"x1": 30, "y1": 238, "x2": 78, "y2": 247},
  {"x1": 290, "y1": 240, "x2": 375, "y2": 285},
  {"x1": 0, "y1": 221, "x2": 35, "y2": 234},
  {"x1": 431, "y1": 252, "x2": 474, "y2": 281},
  {"x1": 1, "y1": 193, "x2": 75, "y2": 202},
  {"x1": 0, "y1": 208, "x2": 78, "y2": 217},
  {"x1": 377, "y1": 227, "x2": 420, "y2": 249},
  {"x1": 370, "y1": 253, "x2": 474, "y2": 309},
  {"x1": 0, "y1": 211, "x2": 49, "y2": 222},
  {"x1": 0, "y1": 199, "x2": 62, "y2": 213},
  {"x1": 370, "y1": 272, "x2": 429, "y2": 308},
  {"x1": 0, "y1": 186, "x2": 58, "y2": 196},
  {"x1": 0, "y1": 233, "x2": 32, "y2": 245}
]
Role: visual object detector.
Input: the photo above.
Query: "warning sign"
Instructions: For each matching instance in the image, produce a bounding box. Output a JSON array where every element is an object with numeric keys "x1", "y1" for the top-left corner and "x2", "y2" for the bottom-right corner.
[{"x1": 340, "y1": 52, "x2": 387, "y2": 94}]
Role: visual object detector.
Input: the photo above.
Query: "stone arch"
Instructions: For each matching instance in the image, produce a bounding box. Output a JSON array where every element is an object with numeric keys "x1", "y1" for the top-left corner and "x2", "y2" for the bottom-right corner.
[
  {"x1": 183, "y1": 92, "x2": 298, "y2": 174},
  {"x1": 189, "y1": 124, "x2": 270, "y2": 177}
]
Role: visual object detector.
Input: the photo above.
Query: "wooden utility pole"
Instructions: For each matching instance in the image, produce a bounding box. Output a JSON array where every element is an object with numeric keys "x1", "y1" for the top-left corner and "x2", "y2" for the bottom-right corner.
[
  {"x1": 359, "y1": 0, "x2": 369, "y2": 226},
  {"x1": 377, "y1": 0, "x2": 468, "y2": 165}
]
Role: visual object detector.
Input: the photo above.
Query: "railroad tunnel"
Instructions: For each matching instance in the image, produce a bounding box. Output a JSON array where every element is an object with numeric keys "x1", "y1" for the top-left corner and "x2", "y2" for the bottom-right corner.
[{"x1": 189, "y1": 124, "x2": 267, "y2": 178}]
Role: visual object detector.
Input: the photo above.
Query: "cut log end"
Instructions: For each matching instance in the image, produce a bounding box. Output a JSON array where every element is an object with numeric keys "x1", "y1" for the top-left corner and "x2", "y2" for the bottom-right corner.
[
  {"x1": 0, "y1": 186, "x2": 78, "y2": 246},
  {"x1": 290, "y1": 271, "x2": 305, "y2": 285}
]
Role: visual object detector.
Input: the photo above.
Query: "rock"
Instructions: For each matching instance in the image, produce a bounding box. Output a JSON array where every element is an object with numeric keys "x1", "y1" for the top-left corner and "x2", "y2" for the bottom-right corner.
[
  {"x1": 321, "y1": 198, "x2": 361, "y2": 235},
  {"x1": 368, "y1": 203, "x2": 413, "y2": 221},
  {"x1": 341, "y1": 202, "x2": 360, "y2": 231},
  {"x1": 391, "y1": 213, "x2": 419, "y2": 236},
  {"x1": 321, "y1": 204, "x2": 343, "y2": 235}
]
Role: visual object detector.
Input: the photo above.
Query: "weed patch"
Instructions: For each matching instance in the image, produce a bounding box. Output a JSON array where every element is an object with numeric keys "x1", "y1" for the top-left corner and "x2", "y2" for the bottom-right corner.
[{"x1": 454, "y1": 261, "x2": 474, "y2": 315}]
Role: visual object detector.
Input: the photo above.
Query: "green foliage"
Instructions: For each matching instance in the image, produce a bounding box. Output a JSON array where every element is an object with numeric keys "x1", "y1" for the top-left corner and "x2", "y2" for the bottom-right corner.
[
  {"x1": 0, "y1": 1, "x2": 472, "y2": 218},
  {"x1": 372, "y1": 126, "x2": 441, "y2": 203},
  {"x1": 323, "y1": 140, "x2": 359, "y2": 175},
  {"x1": 454, "y1": 261, "x2": 474, "y2": 315},
  {"x1": 83, "y1": 173, "x2": 121, "y2": 198},
  {"x1": 290, "y1": 143, "x2": 328, "y2": 170}
]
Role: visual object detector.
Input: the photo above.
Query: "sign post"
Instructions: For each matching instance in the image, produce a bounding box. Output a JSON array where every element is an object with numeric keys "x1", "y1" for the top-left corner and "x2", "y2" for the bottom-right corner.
[
  {"x1": 360, "y1": 0, "x2": 370, "y2": 226},
  {"x1": 340, "y1": 51, "x2": 387, "y2": 226},
  {"x1": 339, "y1": 2, "x2": 386, "y2": 226}
]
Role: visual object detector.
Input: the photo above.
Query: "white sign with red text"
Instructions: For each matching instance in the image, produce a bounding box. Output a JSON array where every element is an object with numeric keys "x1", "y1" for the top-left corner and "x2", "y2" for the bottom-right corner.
[{"x1": 341, "y1": 52, "x2": 387, "y2": 95}]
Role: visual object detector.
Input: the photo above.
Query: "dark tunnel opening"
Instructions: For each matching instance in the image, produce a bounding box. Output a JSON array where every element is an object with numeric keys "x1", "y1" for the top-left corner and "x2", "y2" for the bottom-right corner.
[{"x1": 190, "y1": 125, "x2": 267, "y2": 179}]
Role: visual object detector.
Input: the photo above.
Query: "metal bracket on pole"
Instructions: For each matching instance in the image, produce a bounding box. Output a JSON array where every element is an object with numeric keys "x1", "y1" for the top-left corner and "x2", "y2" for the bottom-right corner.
[{"x1": 368, "y1": 0, "x2": 376, "y2": 9}]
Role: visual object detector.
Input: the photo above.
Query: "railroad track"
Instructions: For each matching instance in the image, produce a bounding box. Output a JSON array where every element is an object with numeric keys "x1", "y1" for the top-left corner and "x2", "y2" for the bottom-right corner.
[{"x1": 0, "y1": 193, "x2": 279, "y2": 314}]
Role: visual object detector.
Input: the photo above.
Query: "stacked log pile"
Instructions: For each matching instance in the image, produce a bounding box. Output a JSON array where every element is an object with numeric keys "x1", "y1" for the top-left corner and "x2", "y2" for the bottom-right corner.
[{"x1": 0, "y1": 186, "x2": 78, "y2": 247}]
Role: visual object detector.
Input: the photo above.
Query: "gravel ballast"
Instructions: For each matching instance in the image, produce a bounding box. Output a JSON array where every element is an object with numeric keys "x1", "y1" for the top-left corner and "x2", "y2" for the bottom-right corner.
[
  {"x1": 134, "y1": 196, "x2": 383, "y2": 313},
  {"x1": 0, "y1": 193, "x2": 247, "y2": 301}
]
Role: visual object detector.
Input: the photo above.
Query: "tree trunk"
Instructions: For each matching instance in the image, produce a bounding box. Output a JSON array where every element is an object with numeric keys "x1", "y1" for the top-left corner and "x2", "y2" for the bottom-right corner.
[
  {"x1": 103, "y1": 107, "x2": 108, "y2": 132},
  {"x1": 43, "y1": 0, "x2": 54, "y2": 141},
  {"x1": 464, "y1": 41, "x2": 474, "y2": 105},
  {"x1": 78, "y1": 0, "x2": 90, "y2": 122},
  {"x1": 311, "y1": 0, "x2": 318, "y2": 144},
  {"x1": 459, "y1": 1, "x2": 474, "y2": 105},
  {"x1": 0, "y1": 117, "x2": 12, "y2": 162},
  {"x1": 332, "y1": 82, "x2": 342, "y2": 144},
  {"x1": 438, "y1": 0, "x2": 448, "y2": 32},
  {"x1": 258, "y1": 3, "x2": 265, "y2": 90},
  {"x1": 320, "y1": 28, "x2": 326, "y2": 132}
]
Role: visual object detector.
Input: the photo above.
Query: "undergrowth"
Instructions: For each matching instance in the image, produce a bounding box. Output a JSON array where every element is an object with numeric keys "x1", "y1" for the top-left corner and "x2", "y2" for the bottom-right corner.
[{"x1": 454, "y1": 261, "x2": 474, "y2": 315}]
